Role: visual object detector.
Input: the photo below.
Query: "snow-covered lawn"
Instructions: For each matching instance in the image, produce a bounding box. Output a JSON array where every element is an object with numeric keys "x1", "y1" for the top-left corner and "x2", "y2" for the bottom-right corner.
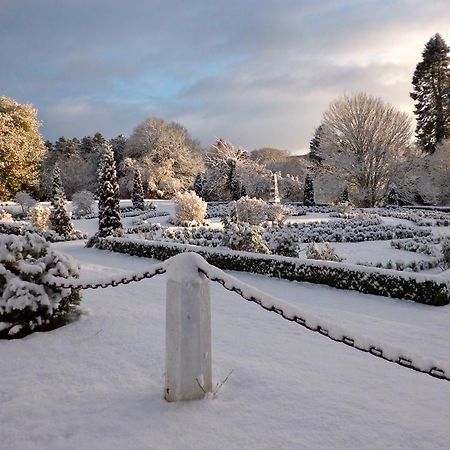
[{"x1": 1, "y1": 241, "x2": 450, "y2": 450}]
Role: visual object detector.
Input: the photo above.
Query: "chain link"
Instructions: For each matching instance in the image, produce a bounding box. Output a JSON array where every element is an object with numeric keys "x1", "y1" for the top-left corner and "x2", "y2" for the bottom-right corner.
[
  {"x1": 199, "y1": 269, "x2": 450, "y2": 382},
  {"x1": 43, "y1": 266, "x2": 166, "y2": 290}
]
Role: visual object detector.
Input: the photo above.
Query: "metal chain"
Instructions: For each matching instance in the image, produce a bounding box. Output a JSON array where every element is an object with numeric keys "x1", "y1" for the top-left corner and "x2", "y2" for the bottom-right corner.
[
  {"x1": 199, "y1": 269, "x2": 450, "y2": 382},
  {"x1": 43, "y1": 260, "x2": 449, "y2": 383},
  {"x1": 43, "y1": 266, "x2": 166, "y2": 290}
]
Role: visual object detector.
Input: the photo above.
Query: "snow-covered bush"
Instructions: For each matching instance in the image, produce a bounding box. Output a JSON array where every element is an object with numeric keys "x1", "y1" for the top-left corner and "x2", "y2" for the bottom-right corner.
[
  {"x1": 0, "y1": 233, "x2": 81, "y2": 339},
  {"x1": 391, "y1": 237, "x2": 439, "y2": 256},
  {"x1": 72, "y1": 190, "x2": 95, "y2": 217},
  {"x1": 357, "y1": 258, "x2": 441, "y2": 272},
  {"x1": 0, "y1": 209, "x2": 13, "y2": 222},
  {"x1": 173, "y1": 191, "x2": 207, "y2": 226},
  {"x1": 14, "y1": 191, "x2": 36, "y2": 215},
  {"x1": 206, "y1": 202, "x2": 229, "y2": 219},
  {"x1": 265, "y1": 204, "x2": 293, "y2": 225},
  {"x1": 30, "y1": 205, "x2": 51, "y2": 232},
  {"x1": 222, "y1": 222, "x2": 270, "y2": 254},
  {"x1": 263, "y1": 226, "x2": 299, "y2": 257},
  {"x1": 235, "y1": 196, "x2": 268, "y2": 225},
  {"x1": 306, "y1": 242, "x2": 343, "y2": 262},
  {"x1": 442, "y1": 237, "x2": 450, "y2": 267}
]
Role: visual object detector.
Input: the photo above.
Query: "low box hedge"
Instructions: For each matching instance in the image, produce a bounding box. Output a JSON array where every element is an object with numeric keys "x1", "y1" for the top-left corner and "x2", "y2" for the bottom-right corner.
[{"x1": 94, "y1": 237, "x2": 450, "y2": 306}]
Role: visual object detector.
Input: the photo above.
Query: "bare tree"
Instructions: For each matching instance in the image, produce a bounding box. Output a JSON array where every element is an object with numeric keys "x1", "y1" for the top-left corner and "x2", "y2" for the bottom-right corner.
[{"x1": 319, "y1": 92, "x2": 414, "y2": 207}]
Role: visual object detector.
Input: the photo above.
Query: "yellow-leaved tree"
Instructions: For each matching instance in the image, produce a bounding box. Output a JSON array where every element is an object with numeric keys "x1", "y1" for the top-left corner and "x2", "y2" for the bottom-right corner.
[{"x1": 0, "y1": 96, "x2": 46, "y2": 199}]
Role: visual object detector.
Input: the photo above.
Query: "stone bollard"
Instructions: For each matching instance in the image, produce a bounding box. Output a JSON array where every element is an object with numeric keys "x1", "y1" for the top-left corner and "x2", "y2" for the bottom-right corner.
[{"x1": 165, "y1": 253, "x2": 212, "y2": 402}]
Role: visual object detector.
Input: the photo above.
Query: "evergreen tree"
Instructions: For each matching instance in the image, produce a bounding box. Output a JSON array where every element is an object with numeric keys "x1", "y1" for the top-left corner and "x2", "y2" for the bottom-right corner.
[
  {"x1": 49, "y1": 164, "x2": 75, "y2": 237},
  {"x1": 303, "y1": 173, "x2": 316, "y2": 206},
  {"x1": 97, "y1": 144, "x2": 122, "y2": 238},
  {"x1": 110, "y1": 134, "x2": 127, "y2": 177},
  {"x1": 132, "y1": 168, "x2": 145, "y2": 210},
  {"x1": 194, "y1": 172, "x2": 204, "y2": 198},
  {"x1": 386, "y1": 185, "x2": 399, "y2": 207},
  {"x1": 271, "y1": 173, "x2": 281, "y2": 203},
  {"x1": 309, "y1": 125, "x2": 324, "y2": 165},
  {"x1": 340, "y1": 186, "x2": 349, "y2": 203},
  {"x1": 240, "y1": 184, "x2": 247, "y2": 198},
  {"x1": 228, "y1": 160, "x2": 241, "y2": 201},
  {"x1": 411, "y1": 33, "x2": 450, "y2": 153}
]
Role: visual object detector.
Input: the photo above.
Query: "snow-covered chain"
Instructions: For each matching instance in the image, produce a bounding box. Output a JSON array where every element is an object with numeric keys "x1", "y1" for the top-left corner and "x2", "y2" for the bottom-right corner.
[{"x1": 43, "y1": 252, "x2": 450, "y2": 382}]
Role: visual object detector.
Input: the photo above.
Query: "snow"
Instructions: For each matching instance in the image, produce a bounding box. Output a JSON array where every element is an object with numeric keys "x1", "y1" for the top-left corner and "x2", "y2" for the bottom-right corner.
[{"x1": 1, "y1": 241, "x2": 450, "y2": 449}]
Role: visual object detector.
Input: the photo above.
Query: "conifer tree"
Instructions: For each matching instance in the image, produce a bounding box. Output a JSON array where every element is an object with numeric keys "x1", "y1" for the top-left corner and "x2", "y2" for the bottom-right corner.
[
  {"x1": 340, "y1": 186, "x2": 349, "y2": 203},
  {"x1": 97, "y1": 144, "x2": 122, "y2": 238},
  {"x1": 49, "y1": 164, "x2": 75, "y2": 237},
  {"x1": 132, "y1": 168, "x2": 145, "y2": 210},
  {"x1": 194, "y1": 172, "x2": 204, "y2": 198},
  {"x1": 240, "y1": 184, "x2": 247, "y2": 198},
  {"x1": 386, "y1": 185, "x2": 399, "y2": 207},
  {"x1": 228, "y1": 160, "x2": 241, "y2": 201},
  {"x1": 303, "y1": 173, "x2": 316, "y2": 206},
  {"x1": 309, "y1": 125, "x2": 324, "y2": 165},
  {"x1": 411, "y1": 33, "x2": 450, "y2": 153}
]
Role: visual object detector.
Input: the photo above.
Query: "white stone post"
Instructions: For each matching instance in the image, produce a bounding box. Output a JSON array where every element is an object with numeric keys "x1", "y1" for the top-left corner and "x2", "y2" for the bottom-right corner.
[{"x1": 165, "y1": 253, "x2": 212, "y2": 402}]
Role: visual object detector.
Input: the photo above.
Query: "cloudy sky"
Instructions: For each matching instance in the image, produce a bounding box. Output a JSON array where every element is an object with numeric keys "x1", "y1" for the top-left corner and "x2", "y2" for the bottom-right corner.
[{"x1": 1, "y1": 0, "x2": 449, "y2": 153}]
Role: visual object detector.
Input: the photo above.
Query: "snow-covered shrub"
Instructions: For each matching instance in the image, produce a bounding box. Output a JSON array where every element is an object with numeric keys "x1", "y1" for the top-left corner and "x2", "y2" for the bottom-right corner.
[
  {"x1": 0, "y1": 233, "x2": 81, "y2": 339},
  {"x1": 235, "y1": 196, "x2": 268, "y2": 225},
  {"x1": 222, "y1": 222, "x2": 270, "y2": 254},
  {"x1": 14, "y1": 191, "x2": 36, "y2": 215},
  {"x1": 173, "y1": 191, "x2": 207, "y2": 226},
  {"x1": 30, "y1": 205, "x2": 51, "y2": 232},
  {"x1": 442, "y1": 237, "x2": 450, "y2": 267},
  {"x1": 263, "y1": 226, "x2": 299, "y2": 257},
  {"x1": 266, "y1": 204, "x2": 293, "y2": 225},
  {"x1": 306, "y1": 242, "x2": 343, "y2": 262},
  {"x1": 332, "y1": 202, "x2": 353, "y2": 218},
  {"x1": 72, "y1": 190, "x2": 95, "y2": 217},
  {"x1": 357, "y1": 258, "x2": 441, "y2": 272},
  {"x1": 391, "y1": 237, "x2": 439, "y2": 256},
  {"x1": 0, "y1": 209, "x2": 13, "y2": 222}
]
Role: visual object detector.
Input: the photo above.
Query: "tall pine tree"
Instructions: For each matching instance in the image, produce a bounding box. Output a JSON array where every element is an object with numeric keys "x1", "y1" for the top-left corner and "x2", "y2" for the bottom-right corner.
[
  {"x1": 97, "y1": 144, "x2": 122, "y2": 238},
  {"x1": 303, "y1": 173, "x2": 316, "y2": 206},
  {"x1": 193, "y1": 172, "x2": 204, "y2": 198},
  {"x1": 132, "y1": 168, "x2": 145, "y2": 210},
  {"x1": 49, "y1": 164, "x2": 75, "y2": 238},
  {"x1": 309, "y1": 125, "x2": 324, "y2": 165},
  {"x1": 411, "y1": 33, "x2": 450, "y2": 153}
]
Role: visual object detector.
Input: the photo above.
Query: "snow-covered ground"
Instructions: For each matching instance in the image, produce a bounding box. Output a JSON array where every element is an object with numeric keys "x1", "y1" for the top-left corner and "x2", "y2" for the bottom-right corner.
[{"x1": 1, "y1": 241, "x2": 450, "y2": 450}]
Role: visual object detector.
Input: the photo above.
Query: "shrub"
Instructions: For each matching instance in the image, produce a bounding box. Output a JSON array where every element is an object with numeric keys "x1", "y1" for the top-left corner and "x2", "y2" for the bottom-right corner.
[
  {"x1": 442, "y1": 237, "x2": 450, "y2": 267},
  {"x1": 0, "y1": 209, "x2": 13, "y2": 222},
  {"x1": 235, "y1": 196, "x2": 268, "y2": 225},
  {"x1": 72, "y1": 190, "x2": 95, "y2": 217},
  {"x1": 30, "y1": 205, "x2": 51, "y2": 232},
  {"x1": 306, "y1": 242, "x2": 343, "y2": 262},
  {"x1": 0, "y1": 233, "x2": 81, "y2": 338},
  {"x1": 14, "y1": 191, "x2": 36, "y2": 215},
  {"x1": 173, "y1": 191, "x2": 207, "y2": 225},
  {"x1": 222, "y1": 222, "x2": 270, "y2": 254},
  {"x1": 266, "y1": 204, "x2": 293, "y2": 225}
]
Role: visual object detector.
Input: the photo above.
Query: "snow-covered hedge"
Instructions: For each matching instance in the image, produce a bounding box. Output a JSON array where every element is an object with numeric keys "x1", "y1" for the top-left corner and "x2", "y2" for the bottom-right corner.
[
  {"x1": 357, "y1": 258, "x2": 441, "y2": 272},
  {"x1": 377, "y1": 207, "x2": 450, "y2": 227},
  {"x1": 264, "y1": 218, "x2": 430, "y2": 243},
  {"x1": 0, "y1": 233, "x2": 81, "y2": 339},
  {"x1": 0, "y1": 220, "x2": 86, "y2": 242},
  {"x1": 93, "y1": 237, "x2": 450, "y2": 306},
  {"x1": 391, "y1": 237, "x2": 439, "y2": 257}
]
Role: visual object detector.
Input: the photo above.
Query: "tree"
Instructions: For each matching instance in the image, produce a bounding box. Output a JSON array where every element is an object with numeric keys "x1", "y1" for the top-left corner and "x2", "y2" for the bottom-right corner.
[
  {"x1": 411, "y1": 33, "x2": 450, "y2": 154},
  {"x1": 319, "y1": 92, "x2": 413, "y2": 207},
  {"x1": 0, "y1": 97, "x2": 46, "y2": 199},
  {"x1": 193, "y1": 172, "x2": 204, "y2": 198},
  {"x1": 309, "y1": 125, "x2": 324, "y2": 165},
  {"x1": 97, "y1": 144, "x2": 122, "y2": 238},
  {"x1": 303, "y1": 173, "x2": 315, "y2": 206},
  {"x1": 110, "y1": 134, "x2": 127, "y2": 177},
  {"x1": 229, "y1": 160, "x2": 241, "y2": 201},
  {"x1": 386, "y1": 185, "x2": 399, "y2": 207},
  {"x1": 49, "y1": 165, "x2": 76, "y2": 238},
  {"x1": 125, "y1": 118, "x2": 201, "y2": 197},
  {"x1": 340, "y1": 186, "x2": 349, "y2": 203},
  {"x1": 132, "y1": 168, "x2": 145, "y2": 210}
]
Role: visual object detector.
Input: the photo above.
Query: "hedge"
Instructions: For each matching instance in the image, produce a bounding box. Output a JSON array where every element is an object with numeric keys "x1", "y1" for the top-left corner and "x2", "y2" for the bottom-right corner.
[{"x1": 93, "y1": 237, "x2": 450, "y2": 306}]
